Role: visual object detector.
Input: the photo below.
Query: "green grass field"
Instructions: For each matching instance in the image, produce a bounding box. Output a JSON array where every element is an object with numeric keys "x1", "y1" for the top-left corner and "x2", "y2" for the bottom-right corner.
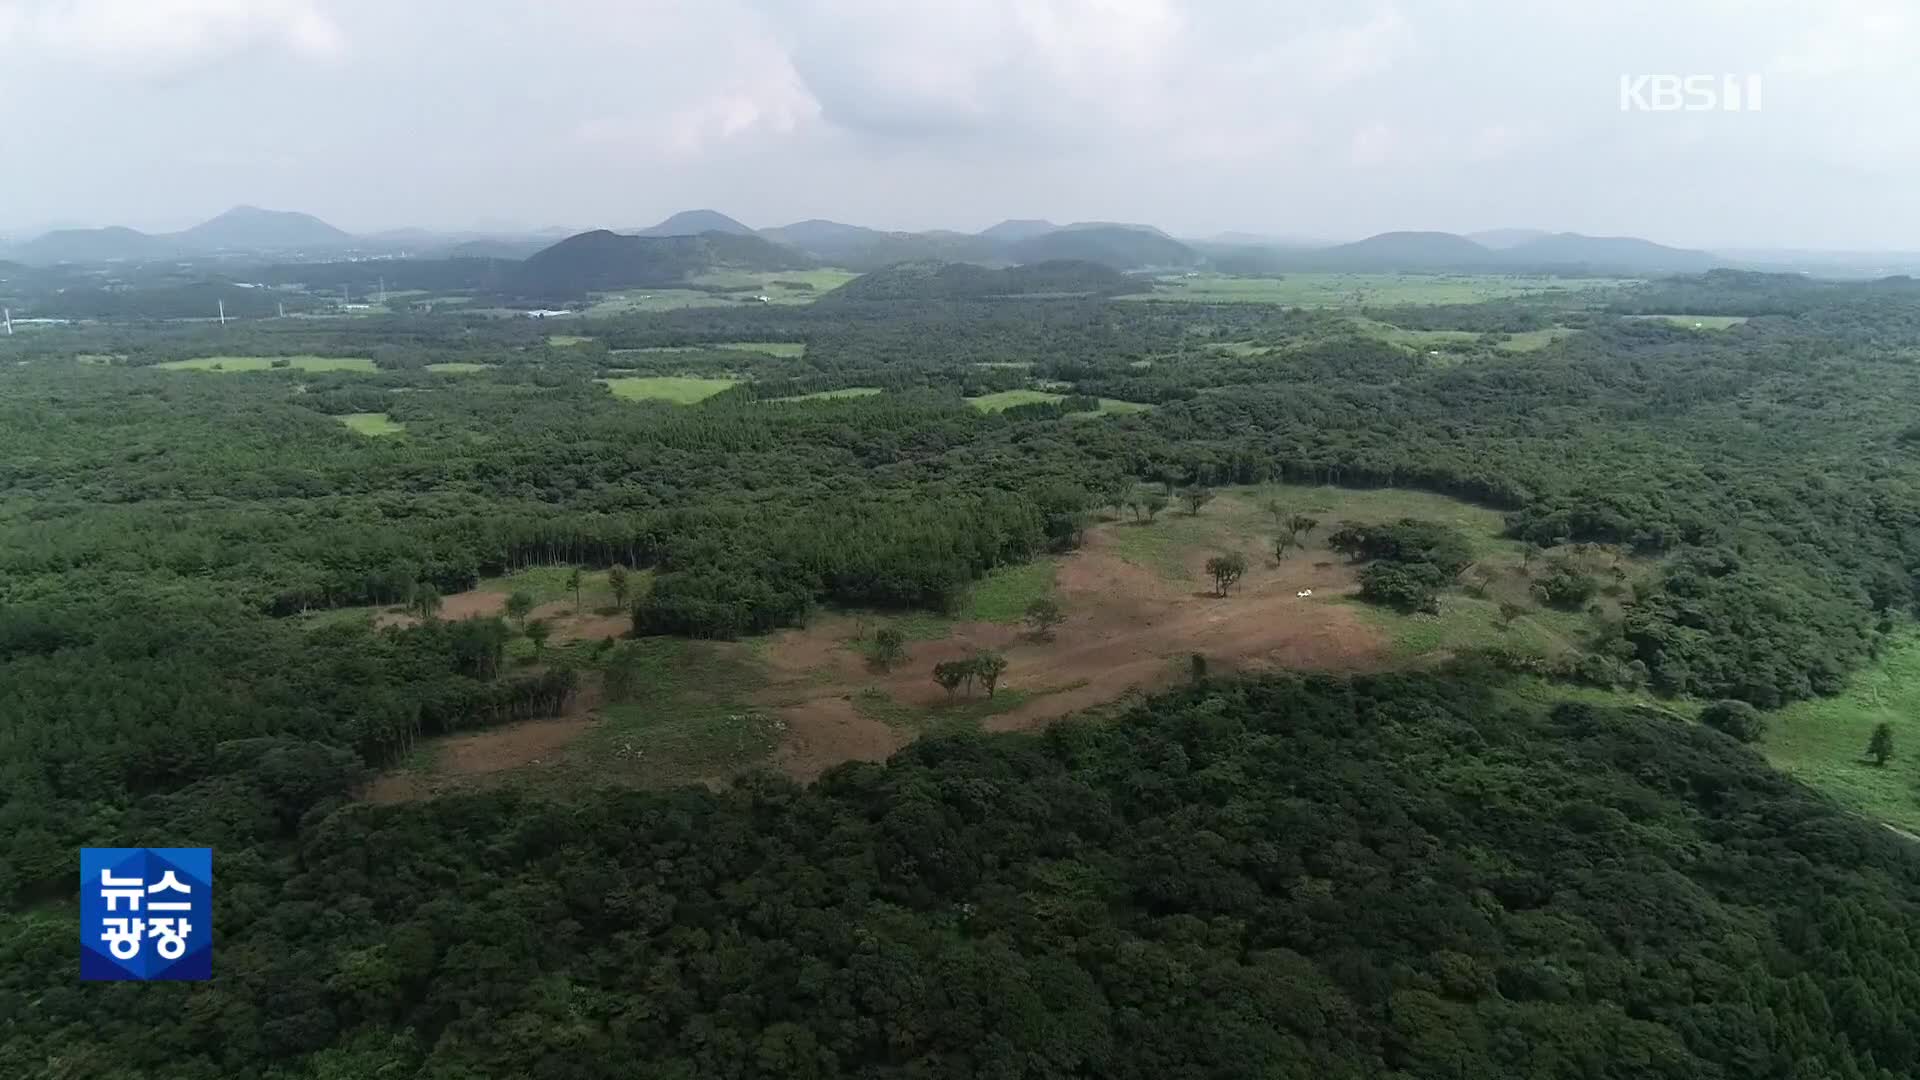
[
  {"x1": 599, "y1": 376, "x2": 739, "y2": 403},
  {"x1": 963, "y1": 559, "x2": 1058, "y2": 622},
  {"x1": 1764, "y1": 630, "x2": 1920, "y2": 833},
  {"x1": 547, "y1": 335, "x2": 593, "y2": 347},
  {"x1": 569, "y1": 639, "x2": 780, "y2": 785},
  {"x1": 583, "y1": 271, "x2": 859, "y2": 316},
  {"x1": 1497, "y1": 327, "x2": 1578, "y2": 351},
  {"x1": 477, "y1": 565, "x2": 651, "y2": 611},
  {"x1": 337, "y1": 412, "x2": 404, "y2": 436},
  {"x1": 691, "y1": 268, "x2": 860, "y2": 294},
  {"x1": 769, "y1": 387, "x2": 883, "y2": 402},
  {"x1": 965, "y1": 389, "x2": 1151, "y2": 416},
  {"x1": 1624, "y1": 314, "x2": 1749, "y2": 329},
  {"x1": 155, "y1": 355, "x2": 376, "y2": 373},
  {"x1": 579, "y1": 291, "x2": 732, "y2": 316},
  {"x1": 1128, "y1": 272, "x2": 1637, "y2": 307},
  {"x1": 425, "y1": 362, "x2": 492, "y2": 373},
  {"x1": 967, "y1": 389, "x2": 1066, "y2": 411}
]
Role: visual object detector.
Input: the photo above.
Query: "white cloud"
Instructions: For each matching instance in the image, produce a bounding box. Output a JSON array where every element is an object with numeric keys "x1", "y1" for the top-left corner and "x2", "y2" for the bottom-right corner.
[{"x1": 0, "y1": 0, "x2": 345, "y2": 75}]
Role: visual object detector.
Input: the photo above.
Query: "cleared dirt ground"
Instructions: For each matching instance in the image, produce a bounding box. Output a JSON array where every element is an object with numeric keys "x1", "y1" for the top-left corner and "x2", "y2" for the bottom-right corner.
[
  {"x1": 756, "y1": 519, "x2": 1387, "y2": 768},
  {"x1": 364, "y1": 496, "x2": 1413, "y2": 798}
]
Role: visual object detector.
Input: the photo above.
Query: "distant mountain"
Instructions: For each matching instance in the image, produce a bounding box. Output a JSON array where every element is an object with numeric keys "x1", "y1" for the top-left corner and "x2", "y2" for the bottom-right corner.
[
  {"x1": 1058, "y1": 220, "x2": 1175, "y2": 239},
  {"x1": 761, "y1": 220, "x2": 1001, "y2": 270},
  {"x1": 511, "y1": 229, "x2": 814, "y2": 295},
  {"x1": 174, "y1": 205, "x2": 351, "y2": 252},
  {"x1": 823, "y1": 259, "x2": 1138, "y2": 302},
  {"x1": 15, "y1": 206, "x2": 352, "y2": 264},
  {"x1": 441, "y1": 237, "x2": 552, "y2": 260},
  {"x1": 634, "y1": 210, "x2": 755, "y2": 237},
  {"x1": 1316, "y1": 231, "x2": 1493, "y2": 269},
  {"x1": 1501, "y1": 232, "x2": 1717, "y2": 272},
  {"x1": 759, "y1": 219, "x2": 889, "y2": 258},
  {"x1": 1467, "y1": 228, "x2": 1552, "y2": 250},
  {"x1": 1204, "y1": 230, "x2": 1328, "y2": 248},
  {"x1": 1008, "y1": 225, "x2": 1197, "y2": 269},
  {"x1": 16, "y1": 226, "x2": 177, "y2": 264},
  {"x1": 978, "y1": 219, "x2": 1058, "y2": 243}
]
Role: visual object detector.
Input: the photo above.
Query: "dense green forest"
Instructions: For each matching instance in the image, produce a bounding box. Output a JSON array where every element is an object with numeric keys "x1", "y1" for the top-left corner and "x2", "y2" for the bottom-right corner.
[{"x1": 5, "y1": 269, "x2": 1920, "y2": 1075}]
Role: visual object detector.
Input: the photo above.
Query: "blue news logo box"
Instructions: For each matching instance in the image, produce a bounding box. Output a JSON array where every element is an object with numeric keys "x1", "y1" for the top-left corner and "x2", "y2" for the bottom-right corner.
[{"x1": 80, "y1": 848, "x2": 212, "y2": 981}]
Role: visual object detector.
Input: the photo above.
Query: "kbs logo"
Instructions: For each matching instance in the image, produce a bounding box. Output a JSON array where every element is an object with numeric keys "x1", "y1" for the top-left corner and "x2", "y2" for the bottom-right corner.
[
  {"x1": 80, "y1": 848, "x2": 212, "y2": 981},
  {"x1": 1619, "y1": 74, "x2": 1763, "y2": 112}
]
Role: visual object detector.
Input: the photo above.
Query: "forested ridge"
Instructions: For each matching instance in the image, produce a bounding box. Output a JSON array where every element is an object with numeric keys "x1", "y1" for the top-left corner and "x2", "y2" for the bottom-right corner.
[
  {"x1": 6, "y1": 271, "x2": 1920, "y2": 1076},
  {"x1": 8, "y1": 671, "x2": 1920, "y2": 1077}
]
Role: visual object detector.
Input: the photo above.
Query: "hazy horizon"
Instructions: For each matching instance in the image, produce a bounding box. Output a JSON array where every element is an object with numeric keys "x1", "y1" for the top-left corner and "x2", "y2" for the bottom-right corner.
[{"x1": 6, "y1": 0, "x2": 1917, "y2": 250}]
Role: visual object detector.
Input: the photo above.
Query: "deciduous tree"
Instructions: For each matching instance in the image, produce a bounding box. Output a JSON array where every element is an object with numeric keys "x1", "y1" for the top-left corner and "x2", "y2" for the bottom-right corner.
[
  {"x1": 1868, "y1": 721, "x2": 1895, "y2": 765},
  {"x1": 1206, "y1": 552, "x2": 1248, "y2": 596},
  {"x1": 1023, "y1": 597, "x2": 1066, "y2": 641}
]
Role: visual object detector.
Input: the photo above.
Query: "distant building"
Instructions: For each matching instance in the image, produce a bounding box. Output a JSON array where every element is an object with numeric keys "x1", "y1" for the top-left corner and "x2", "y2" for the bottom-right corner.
[{"x1": 524, "y1": 308, "x2": 573, "y2": 318}]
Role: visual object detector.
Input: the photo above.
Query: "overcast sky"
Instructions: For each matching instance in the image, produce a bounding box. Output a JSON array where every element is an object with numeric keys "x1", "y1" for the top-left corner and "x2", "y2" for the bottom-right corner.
[{"x1": 4, "y1": 0, "x2": 1916, "y2": 249}]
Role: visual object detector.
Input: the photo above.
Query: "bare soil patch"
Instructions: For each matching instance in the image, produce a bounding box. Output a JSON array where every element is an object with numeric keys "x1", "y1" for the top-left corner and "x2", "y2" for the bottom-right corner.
[
  {"x1": 756, "y1": 519, "x2": 1391, "y2": 758},
  {"x1": 772, "y1": 696, "x2": 911, "y2": 782},
  {"x1": 375, "y1": 591, "x2": 628, "y2": 643},
  {"x1": 368, "y1": 505, "x2": 1396, "y2": 798}
]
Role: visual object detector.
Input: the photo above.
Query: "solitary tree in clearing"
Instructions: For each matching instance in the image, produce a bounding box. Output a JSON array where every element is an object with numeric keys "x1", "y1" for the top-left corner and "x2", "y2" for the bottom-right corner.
[
  {"x1": 608, "y1": 566, "x2": 631, "y2": 608},
  {"x1": 933, "y1": 660, "x2": 970, "y2": 699},
  {"x1": 1143, "y1": 491, "x2": 1169, "y2": 522},
  {"x1": 1206, "y1": 552, "x2": 1248, "y2": 597},
  {"x1": 505, "y1": 590, "x2": 534, "y2": 628},
  {"x1": 525, "y1": 619, "x2": 553, "y2": 662},
  {"x1": 1272, "y1": 534, "x2": 1294, "y2": 562},
  {"x1": 1023, "y1": 597, "x2": 1067, "y2": 641},
  {"x1": 566, "y1": 567, "x2": 584, "y2": 614},
  {"x1": 1287, "y1": 514, "x2": 1320, "y2": 544},
  {"x1": 974, "y1": 652, "x2": 1009, "y2": 697},
  {"x1": 1497, "y1": 601, "x2": 1526, "y2": 629},
  {"x1": 869, "y1": 626, "x2": 908, "y2": 672},
  {"x1": 1181, "y1": 486, "x2": 1216, "y2": 516},
  {"x1": 1868, "y1": 722, "x2": 1895, "y2": 766}
]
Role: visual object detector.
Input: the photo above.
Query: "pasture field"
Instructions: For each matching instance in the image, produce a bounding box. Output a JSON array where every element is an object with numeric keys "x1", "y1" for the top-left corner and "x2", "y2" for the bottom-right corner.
[
  {"x1": 154, "y1": 355, "x2": 376, "y2": 372},
  {"x1": 425, "y1": 361, "x2": 492, "y2": 373},
  {"x1": 336, "y1": 412, "x2": 404, "y2": 436},
  {"x1": 579, "y1": 290, "x2": 737, "y2": 315},
  {"x1": 1625, "y1": 314, "x2": 1749, "y2": 329},
  {"x1": 967, "y1": 389, "x2": 1066, "y2": 410},
  {"x1": 1764, "y1": 630, "x2": 1920, "y2": 834},
  {"x1": 1347, "y1": 317, "x2": 1480, "y2": 349},
  {"x1": 1128, "y1": 272, "x2": 1637, "y2": 307},
  {"x1": 598, "y1": 376, "x2": 739, "y2": 403},
  {"x1": 966, "y1": 389, "x2": 1153, "y2": 415},
  {"x1": 1497, "y1": 327, "x2": 1578, "y2": 351},
  {"x1": 691, "y1": 268, "x2": 860, "y2": 294},
  {"x1": 769, "y1": 386, "x2": 882, "y2": 402},
  {"x1": 583, "y1": 271, "x2": 858, "y2": 316},
  {"x1": 546, "y1": 335, "x2": 593, "y2": 347}
]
